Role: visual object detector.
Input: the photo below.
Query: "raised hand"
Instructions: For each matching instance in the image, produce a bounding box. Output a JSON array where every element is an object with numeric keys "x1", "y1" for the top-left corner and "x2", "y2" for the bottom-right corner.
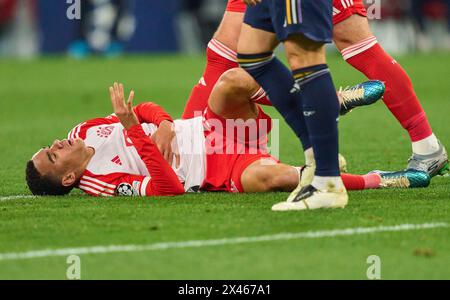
[{"x1": 109, "y1": 82, "x2": 139, "y2": 130}]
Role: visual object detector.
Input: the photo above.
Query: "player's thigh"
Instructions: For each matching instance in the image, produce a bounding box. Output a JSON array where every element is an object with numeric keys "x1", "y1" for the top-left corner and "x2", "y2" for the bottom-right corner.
[
  {"x1": 274, "y1": 0, "x2": 332, "y2": 69},
  {"x1": 238, "y1": 1, "x2": 279, "y2": 54},
  {"x1": 214, "y1": 11, "x2": 245, "y2": 52},
  {"x1": 333, "y1": 15, "x2": 373, "y2": 51},
  {"x1": 283, "y1": 35, "x2": 327, "y2": 70},
  {"x1": 208, "y1": 68, "x2": 260, "y2": 120},
  {"x1": 238, "y1": 23, "x2": 279, "y2": 54}
]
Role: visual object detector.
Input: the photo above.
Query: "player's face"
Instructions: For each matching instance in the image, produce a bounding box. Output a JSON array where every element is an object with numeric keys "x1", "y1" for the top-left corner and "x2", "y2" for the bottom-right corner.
[{"x1": 32, "y1": 138, "x2": 90, "y2": 181}]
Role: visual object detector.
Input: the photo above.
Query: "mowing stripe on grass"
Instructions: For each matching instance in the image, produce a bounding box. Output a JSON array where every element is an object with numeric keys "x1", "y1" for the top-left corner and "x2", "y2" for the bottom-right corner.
[
  {"x1": 0, "y1": 195, "x2": 37, "y2": 202},
  {"x1": 0, "y1": 222, "x2": 447, "y2": 262}
]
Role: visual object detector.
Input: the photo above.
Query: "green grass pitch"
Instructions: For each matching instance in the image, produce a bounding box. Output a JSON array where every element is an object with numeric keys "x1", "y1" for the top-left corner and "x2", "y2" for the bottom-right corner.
[{"x1": 0, "y1": 53, "x2": 449, "y2": 279}]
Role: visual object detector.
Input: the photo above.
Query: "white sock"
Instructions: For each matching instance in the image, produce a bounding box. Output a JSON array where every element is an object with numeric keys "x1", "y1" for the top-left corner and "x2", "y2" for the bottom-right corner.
[
  {"x1": 412, "y1": 134, "x2": 440, "y2": 156},
  {"x1": 304, "y1": 148, "x2": 315, "y2": 165},
  {"x1": 312, "y1": 176, "x2": 344, "y2": 191}
]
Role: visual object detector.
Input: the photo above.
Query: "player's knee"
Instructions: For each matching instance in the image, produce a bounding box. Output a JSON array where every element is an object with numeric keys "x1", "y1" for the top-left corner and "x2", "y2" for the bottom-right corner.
[
  {"x1": 333, "y1": 26, "x2": 359, "y2": 50},
  {"x1": 333, "y1": 27, "x2": 349, "y2": 43},
  {"x1": 218, "y1": 68, "x2": 252, "y2": 94},
  {"x1": 333, "y1": 16, "x2": 373, "y2": 51}
]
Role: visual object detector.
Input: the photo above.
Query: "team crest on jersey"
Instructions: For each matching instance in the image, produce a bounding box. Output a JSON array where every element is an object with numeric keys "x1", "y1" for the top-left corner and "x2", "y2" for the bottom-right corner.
[
  {"x1": 96, "y1": 126, "x2": 115, "y2": 138},
  {"x1": 116, "y1": 183, "x2": 138, "y2": 196}
]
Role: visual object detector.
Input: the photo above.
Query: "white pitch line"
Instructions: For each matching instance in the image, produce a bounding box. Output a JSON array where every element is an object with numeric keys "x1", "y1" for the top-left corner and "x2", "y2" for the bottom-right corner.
[
  {"x1": 0, "y1": 195, "x2": 37, "y2": 202},
  {"x1": 0, "y1": 222, "x2": 447, "y2": 262}
]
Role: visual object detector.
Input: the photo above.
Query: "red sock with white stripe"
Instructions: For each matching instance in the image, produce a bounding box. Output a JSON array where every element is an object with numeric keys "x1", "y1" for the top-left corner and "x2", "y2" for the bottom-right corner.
[
  {"x1": 181, "y1": 39, "x2": 238, "y2": 119},
  {"x1": 181, "y1": 38, "x2": 271, "y2": 119},
  {"x1": 342, "y1": 37, "x2": 439, "y2": 155},
  {"x1": 341, "y1": 173, "x2": 381, "y2": 190}
]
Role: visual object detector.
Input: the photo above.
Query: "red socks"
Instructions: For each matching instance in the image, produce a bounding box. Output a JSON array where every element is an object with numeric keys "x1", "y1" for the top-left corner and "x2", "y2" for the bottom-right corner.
[
  {"x1": 182, "y1": 1, "x2": 248, "y2": 119},
  {"x1": 341, "y1": 173, "x2": 381, "y2": 190},
  {"x1": 181, "y1": 39, "x2": 238, "y2": 119},
  {"x1": 181, "y1": 37, "x2": 272, "y2": 119},
  {"x1": 342, "y1": 37, "x2": 433, "y2": 142}
]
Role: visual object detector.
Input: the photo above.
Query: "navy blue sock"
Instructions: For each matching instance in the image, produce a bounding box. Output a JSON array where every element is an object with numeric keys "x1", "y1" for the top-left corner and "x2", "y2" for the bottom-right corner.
[
  {"x1": 293, "y1": 64, "x2": 340, "y2": 177},
  {"x1": 237, "y1": 52, "x2": 311, "y2": 151}
]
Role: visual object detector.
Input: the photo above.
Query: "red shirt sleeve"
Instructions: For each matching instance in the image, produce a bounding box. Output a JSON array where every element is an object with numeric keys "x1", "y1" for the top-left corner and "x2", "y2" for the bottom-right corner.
[
  {"x1": 125, "y1": 124, "x2": 184, "y2": 196},
  {"x1": 133, "y1": 102, "x2": 173, "y2": 126},
  {"x1": 78, "y1": 171, "x2": 179, "y2": 197}
]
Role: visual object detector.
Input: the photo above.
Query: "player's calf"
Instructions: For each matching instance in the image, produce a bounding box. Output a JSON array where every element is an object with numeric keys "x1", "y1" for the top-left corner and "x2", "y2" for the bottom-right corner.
[{"x1": 240, "y1": 160, "x2": 299, "y2": 193}]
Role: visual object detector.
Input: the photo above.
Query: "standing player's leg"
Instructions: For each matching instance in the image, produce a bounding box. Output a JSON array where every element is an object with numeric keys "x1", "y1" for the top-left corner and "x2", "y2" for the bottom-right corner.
[
  {"x1": 332, "y1": 2, "x2": 448, "y2": 176},
  {"x1": 266, "y1": 0, "x2": 346, "y2": 210},
  {"x1": 181, "y1": 1, "x2": 246, "y2": 119},
  {"x1": 237, "y1": 4, "x2": 314, "y2": 169}
]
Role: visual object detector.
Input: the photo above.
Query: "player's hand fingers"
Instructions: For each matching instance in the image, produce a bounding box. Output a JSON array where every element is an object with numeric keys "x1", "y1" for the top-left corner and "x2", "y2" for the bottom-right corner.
[
  {"x1": 160, "y1": 143, "x2": 170, "y2": 163},
  {"x1": 109, "y1": 86, "x2": 116, "y2": 108},
  {"x1": 112, "y1": 82, "x2": 117, "y2": 109},
  {"x1": 154, "y1": 139, "x2": 172, "y2": 165},
  {"x1": 119, "y1": 83, "x2": 125, "y2": 103},
  {"x1": 167, "y1": 148, "x2": 174, "y2": 166},
  {"x1": 127, "y1": 90, "x2": 134, "y2": 113},
  {"x1": 114, "y1": 82, "x2": 119, "y2": 100},
  {"x1": 111, "y1": 85, "x2": 121, "y2": 112}
]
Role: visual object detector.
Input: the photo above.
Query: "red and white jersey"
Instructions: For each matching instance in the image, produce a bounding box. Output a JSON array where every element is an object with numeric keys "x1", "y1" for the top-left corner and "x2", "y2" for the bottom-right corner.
[{"x1": 67, "y1": 103, "x2": 205, "y2": 197}]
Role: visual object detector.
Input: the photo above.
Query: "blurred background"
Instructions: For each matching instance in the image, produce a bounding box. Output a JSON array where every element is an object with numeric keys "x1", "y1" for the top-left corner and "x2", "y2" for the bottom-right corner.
[{"x1": 0, "y1": 0, "x2": 449, "y2": 58}]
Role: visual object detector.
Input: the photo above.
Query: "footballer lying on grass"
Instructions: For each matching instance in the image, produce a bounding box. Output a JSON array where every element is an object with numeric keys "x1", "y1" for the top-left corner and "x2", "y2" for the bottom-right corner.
[{"x1": 25, "y1": 71, "x2": 430, "y2": 211}]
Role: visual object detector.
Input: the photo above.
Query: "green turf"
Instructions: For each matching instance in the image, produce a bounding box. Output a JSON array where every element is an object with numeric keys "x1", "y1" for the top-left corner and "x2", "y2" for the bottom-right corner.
[{"x1": 0, "y1": 53, "x2": 449, "y2": 279}]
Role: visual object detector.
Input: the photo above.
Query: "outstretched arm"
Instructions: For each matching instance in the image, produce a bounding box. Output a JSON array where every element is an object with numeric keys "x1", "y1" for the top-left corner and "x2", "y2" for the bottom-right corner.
[
  {"x1": 126, "y1": 124, "x2": 184, "y2": 196},
  {"x1": 133, "y1": 102, "x2": 173, "y2": 126}
]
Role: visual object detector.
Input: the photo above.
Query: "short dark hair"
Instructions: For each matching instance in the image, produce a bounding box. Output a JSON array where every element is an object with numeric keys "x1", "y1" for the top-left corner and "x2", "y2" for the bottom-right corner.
[{"x1": 25, "y1": 160, "x2": 74, "y2": 196}]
